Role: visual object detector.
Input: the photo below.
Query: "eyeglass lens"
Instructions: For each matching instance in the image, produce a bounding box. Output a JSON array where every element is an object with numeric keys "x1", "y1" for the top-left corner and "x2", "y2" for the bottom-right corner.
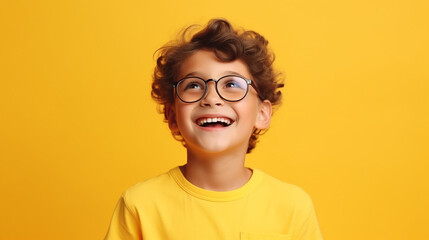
[{"x1": 176, "y1": 76, "x2": 249, "y2": 102}]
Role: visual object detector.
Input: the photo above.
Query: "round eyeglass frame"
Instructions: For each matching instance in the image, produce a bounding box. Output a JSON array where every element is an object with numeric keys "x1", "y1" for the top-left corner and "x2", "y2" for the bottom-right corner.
[{"x1": 172, "y1": 75, "x2": 254, "y2": 103}]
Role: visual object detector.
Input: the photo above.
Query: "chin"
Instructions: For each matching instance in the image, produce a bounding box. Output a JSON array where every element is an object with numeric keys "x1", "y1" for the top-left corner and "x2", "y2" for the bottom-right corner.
[
  {"x1": 197, "y1": 142, "x2": 230, "y2": 153},
  {"x1": 189, "y1": 139, "x2": 245, "y2": 155}
]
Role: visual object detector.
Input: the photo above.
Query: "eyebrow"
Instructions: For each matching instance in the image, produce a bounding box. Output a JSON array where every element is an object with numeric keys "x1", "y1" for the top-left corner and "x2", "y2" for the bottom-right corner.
[{"x1": 180, "y1": 71, "x2": 248, "y2": 79}]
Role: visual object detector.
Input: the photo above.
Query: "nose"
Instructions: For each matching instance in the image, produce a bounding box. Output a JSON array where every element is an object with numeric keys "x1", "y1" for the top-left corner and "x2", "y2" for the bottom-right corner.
[{"x1": 200, "y1": 80, "x2": 224, "y2": 107}]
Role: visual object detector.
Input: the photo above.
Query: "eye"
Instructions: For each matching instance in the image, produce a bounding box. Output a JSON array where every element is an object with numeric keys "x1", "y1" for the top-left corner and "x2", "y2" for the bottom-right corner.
[
  {"x1": 225, "y1": 81, "x2": 239, "y2": 88},
  {"x1": 221, "y1": 77, "x2": 247, "y2": 90},
  {"x1": 186, "y1": 82, "x2": 203, "y2": 89},
  {"x1": 181, "y1": 79, "x2": 205, "y2": 91}
]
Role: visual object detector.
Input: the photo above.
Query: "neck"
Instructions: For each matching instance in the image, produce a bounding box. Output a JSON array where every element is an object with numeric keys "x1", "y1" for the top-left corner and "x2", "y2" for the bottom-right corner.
[{"x1": 182, "y1": 148, "x2": 252, "y2": 191}]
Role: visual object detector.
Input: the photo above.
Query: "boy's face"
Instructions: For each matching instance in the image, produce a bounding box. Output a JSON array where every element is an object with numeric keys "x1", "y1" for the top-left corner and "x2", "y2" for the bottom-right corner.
[{"x1": 168, "y1": 49, "x2": 272, "y2": 154}]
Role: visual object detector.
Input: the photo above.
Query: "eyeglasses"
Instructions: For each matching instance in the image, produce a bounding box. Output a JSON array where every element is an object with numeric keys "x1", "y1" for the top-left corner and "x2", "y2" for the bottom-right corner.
[{"x1": 173, "y1": 75, "x2": 254, "y2": 103}]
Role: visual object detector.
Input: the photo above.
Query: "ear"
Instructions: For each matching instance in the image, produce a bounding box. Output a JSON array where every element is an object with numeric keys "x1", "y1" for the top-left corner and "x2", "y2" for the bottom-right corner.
[
  {"x1": 166, "y1": 104, "x2": 179, "y2": 133},
  {"x1": 254, "y1": 100, "x2": 272, "y2": 129}
]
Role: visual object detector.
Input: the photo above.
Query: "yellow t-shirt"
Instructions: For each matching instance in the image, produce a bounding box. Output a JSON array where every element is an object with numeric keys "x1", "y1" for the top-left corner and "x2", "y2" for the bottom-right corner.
[{"x1": 105, "y1": 167, "x2": 323, "y2": 240}]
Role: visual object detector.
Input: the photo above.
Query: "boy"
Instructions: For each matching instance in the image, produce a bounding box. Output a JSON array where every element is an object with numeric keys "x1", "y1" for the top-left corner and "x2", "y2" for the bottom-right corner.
[{"x1": 105, "y1": 19, "x2": 323, "y2": 240}]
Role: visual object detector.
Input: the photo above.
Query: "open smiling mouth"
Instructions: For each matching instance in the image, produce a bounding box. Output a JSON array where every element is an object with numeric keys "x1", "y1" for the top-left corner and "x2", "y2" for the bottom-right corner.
[{"x1": 196, "y1": 117, "x2": 234, "y2": 127}]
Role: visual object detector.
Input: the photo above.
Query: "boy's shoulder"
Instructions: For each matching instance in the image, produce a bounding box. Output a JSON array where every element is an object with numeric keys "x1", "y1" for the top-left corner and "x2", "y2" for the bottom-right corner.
[
  {"x1": 256, "y1": 169, "x2": 315, "y2": 206},
  {"x1": 121, "y1": 169, "x2": 177, "y2": 205}
]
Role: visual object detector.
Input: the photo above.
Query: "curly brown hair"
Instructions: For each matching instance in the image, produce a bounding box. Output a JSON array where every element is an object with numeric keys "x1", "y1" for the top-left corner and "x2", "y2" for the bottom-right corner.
[{"x1": 152, "y1": 18, "x2": 284, "y2": 153}]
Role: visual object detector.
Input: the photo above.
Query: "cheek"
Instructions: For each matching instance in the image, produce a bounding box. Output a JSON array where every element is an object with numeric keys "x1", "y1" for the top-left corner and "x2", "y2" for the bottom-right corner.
[
  {"x1": 174, "y1": 103, "x2": 193, "y2": 126},
  {"x1": 235, "y1": 100, "x2": 260, "y2": 123}
]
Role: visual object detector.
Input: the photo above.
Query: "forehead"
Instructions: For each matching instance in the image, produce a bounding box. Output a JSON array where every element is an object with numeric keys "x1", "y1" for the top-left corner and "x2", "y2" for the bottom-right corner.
[{"x1": 178, "y1": 49, "x2": 252, "y2": 80}]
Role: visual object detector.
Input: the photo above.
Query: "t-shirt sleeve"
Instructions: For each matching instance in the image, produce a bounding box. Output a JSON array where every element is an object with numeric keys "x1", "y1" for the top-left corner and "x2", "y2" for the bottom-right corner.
[
  {"x1": 291, "y1": 190, "x2": 323, "y2": 240},
  {"x1": 104, "y1": 193, "x2": 142, "y2": 240}
]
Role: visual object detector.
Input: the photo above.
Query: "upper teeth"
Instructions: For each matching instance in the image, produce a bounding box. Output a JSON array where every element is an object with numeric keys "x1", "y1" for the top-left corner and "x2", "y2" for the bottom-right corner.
[{"x1": 198, "y1": 117, "x2": 231, "y2": 126}]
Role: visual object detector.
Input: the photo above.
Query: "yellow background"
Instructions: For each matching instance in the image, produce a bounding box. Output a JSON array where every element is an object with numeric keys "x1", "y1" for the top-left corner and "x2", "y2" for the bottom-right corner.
[{"x1": 1, "y1": 0, "x2": 428, "y2": 239}]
